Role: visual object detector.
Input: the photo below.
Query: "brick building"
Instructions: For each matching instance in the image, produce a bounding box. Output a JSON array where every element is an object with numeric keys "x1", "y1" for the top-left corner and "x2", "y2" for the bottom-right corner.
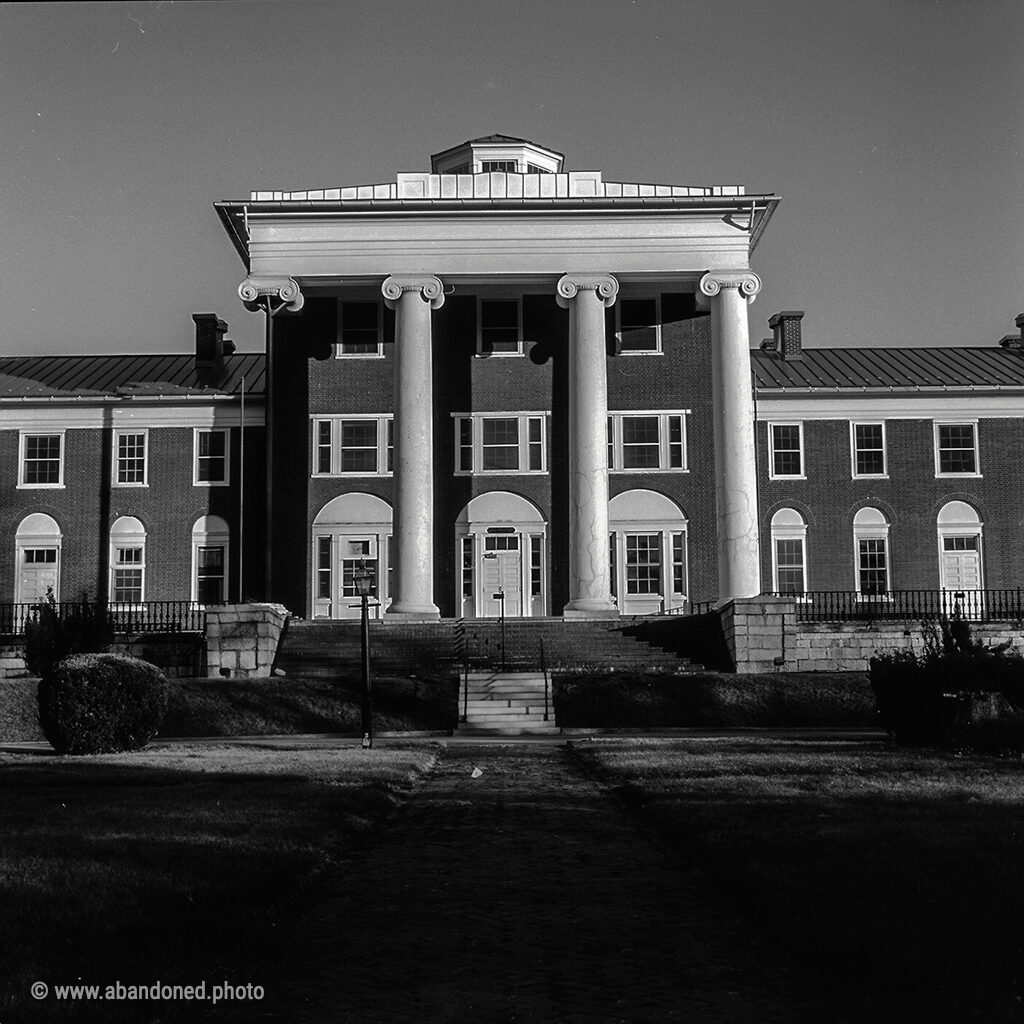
[{"x1": 3, "y1": 136, "x2": 1022, "y2": 622}]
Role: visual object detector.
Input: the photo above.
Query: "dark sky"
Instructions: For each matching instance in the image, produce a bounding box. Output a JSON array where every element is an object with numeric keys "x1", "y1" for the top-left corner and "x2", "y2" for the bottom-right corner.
[{"x1": 2, "y1": 0, "x2": 1022, "y2": 355}]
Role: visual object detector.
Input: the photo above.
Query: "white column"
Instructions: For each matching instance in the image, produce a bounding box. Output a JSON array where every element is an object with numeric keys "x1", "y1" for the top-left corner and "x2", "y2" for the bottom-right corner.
[
  {"x1": 382, "y1": 275, "x2": 444, "y2": 619},
  {"x1": 699, "y1": 270, "x2": 763, "y2": 602},
  {"x1": 556, "y1": 273, "x2": 619, "y2": 618}
]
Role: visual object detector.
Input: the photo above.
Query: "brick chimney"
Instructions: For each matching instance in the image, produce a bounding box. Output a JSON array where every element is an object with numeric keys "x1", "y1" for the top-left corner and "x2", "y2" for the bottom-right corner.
[
  {"x1": 998, "y1": 313, "x2": 1024, "y2": 353},
  {"x1": 193, "y1": 314, "x2": 235, "y2": 374},
  {"x1": 768, "y1": 311, "x2": 805, "y2": 361}
]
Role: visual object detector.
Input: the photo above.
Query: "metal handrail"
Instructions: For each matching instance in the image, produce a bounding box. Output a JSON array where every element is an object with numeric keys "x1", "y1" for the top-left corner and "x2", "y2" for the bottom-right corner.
[
  {"x1": 0, "y1": 600, "x2": 207, "y2": 637},
  {"x1": 769, "y1": 589, "x2": 1024, "y2": 624}
]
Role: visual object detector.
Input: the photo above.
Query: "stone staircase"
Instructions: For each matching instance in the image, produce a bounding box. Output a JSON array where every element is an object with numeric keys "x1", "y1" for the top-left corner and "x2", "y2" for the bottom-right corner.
[
  {"x1": 0, "y1": 645, "x2": 30, "y2": 680},
  {"x1": 459, "y1": 670, "x2": 558, "y2": 735}
]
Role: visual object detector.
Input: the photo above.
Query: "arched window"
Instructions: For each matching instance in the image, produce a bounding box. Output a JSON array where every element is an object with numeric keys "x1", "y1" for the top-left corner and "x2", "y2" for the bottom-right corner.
[
  {"x1": 770, "y1": 508, "x2": 807, "y2": 595},
  {"x1": 192, "y1": 515, "x2": 230, "y2": 605},
  {"x1": 937, "y1": 501, "x2": 983, "y2": 591},
  {"x1": 110, "y1": 516, "x2": 146, "y2": 604},
  {"x1": 853, "y1": 507, "x2": 890, "y2": 595}
]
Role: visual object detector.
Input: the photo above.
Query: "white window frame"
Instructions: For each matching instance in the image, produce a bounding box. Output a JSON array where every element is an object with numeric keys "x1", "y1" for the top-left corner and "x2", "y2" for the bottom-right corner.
[
  {"x1": 615, "y1": 296, "x2": 662, "y2": 355},
  {"x1": 768, "y1": 422, "x2": 805, "y2": 480},
  {"x1": 311, "y1": 415, "x2": 393, "y2": 477},
  {"x1": 335, "y1": 300, "x2": 384, "y2": 359},
  {"x1": 850, "y1": 421, "x2": 887, "y2": 479},
  {"x1": 452, "y1": 413, "x2": 547, "y2": 475},
  {"x1": 607, "y1": 411, "x2": 689, "y2": 473},
  {"x1": 109, "y1": 518, "x2": 147, "y2": 605},
  {"x1": 193, "y1": 428, "x2": 231, "y2": 487},
  {"x1": 191, "y1": 517, "x2": 231, "y2": 605},
  {"x1": 476, "y1": 297, "x2": 524, "y2": 357},
  {"x1": 113, "y1": 429, "x2": 148, "y2": 487},
  {"x1": 933, "y1": 420, "x2": 981, "y2": 478},
  {"x1": 853, "y1": 508, "x2": 891, "y2": 597},
  {"x1": 18, "y1": 431, "x2": 65, "y2": 489},
  {"x1": 770, "y1": 508, "x2": 808, "y2": 595}
]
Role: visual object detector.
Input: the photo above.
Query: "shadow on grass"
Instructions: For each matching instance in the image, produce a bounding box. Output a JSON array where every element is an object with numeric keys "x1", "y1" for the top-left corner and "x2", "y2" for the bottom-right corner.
[
  {"x1": 575, "y1": 738, "x2": 1024, "y2": 1024},
  {"x1": 0, "y1": 748, "x2": 437, "y2": 1024}
]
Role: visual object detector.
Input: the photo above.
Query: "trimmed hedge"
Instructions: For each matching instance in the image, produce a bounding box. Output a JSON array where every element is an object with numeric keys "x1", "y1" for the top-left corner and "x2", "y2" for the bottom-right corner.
[
  {"x1": 23, "y1": 598, "x2": 112, "y2": 678},
  {"x1": 38, "y1": 653, "x2": 169, "y2": 755}
]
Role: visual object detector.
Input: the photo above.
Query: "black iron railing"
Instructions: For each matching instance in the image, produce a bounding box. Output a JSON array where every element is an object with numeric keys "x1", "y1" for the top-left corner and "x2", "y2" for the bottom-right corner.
[
  {"x1": 0, "y1": 601, "x2": 207, "y2": 637},
  {"x1": 769, "y1": 590, "x2": 1024, "y2": 624}
]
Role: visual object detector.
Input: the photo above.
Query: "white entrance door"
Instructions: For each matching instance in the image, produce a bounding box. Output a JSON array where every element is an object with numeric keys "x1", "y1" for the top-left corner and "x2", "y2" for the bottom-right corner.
[
  {"x1": 338, "y1": 535, "x2": 383, "y2": 620},
  {"x1": 940, "y1": 536, "x2": 982, "y2": 591},
  {"x1": 18, "y1": 548, "x2": 59, "y2": 604},
  {"x1": 480, "y1": 535, "x2": 522, "y2": 617}
]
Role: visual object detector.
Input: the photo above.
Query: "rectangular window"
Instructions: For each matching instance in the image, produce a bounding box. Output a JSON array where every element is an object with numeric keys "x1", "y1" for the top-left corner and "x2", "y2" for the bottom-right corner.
[
  {"x1": 770, "y1": 423, "x2": 804, "y2": 478},
  {"x1": 943, "y1": 536, "x2": 979, "y2": 551},
  {"x1": 617, "y1": 297, "x2": 661, "y2": 354},
  {"x1": 530, "y1": 535, "x2": 543, "y2": 598},
  {"x1": 482, "y1": 160, "x2": 516, "y2": 172},
  {"x1": 340, "y1": 420, "x2": 378, "y2": 474},
  {"x1": 625, "y1": 534, "x2": 662, "y2": 595},
  {"x1": 21, "y1": 433, "x2": 63, "y2": 487},
  {"x1": 462, "y1": 536, "x2": 474, "y2": 599},
  {"x1": 311, "y1": 416, "x2": 392, "y2": 476},
  {"x1": 337, "y1": 301, "x2": 383, "y2": 357},
  {"x1": 317, "y1": 537, "x2": 332, "y2": 600},
  {"x1": 24, "y1": 548, "x2": 57, "y2": 564},
  {"x1": 478, "y1": 299, "x2": 522, "y2": 356},
  {"x1": 936, "y1": 423, "x2": 979, "y2": 476},
  {"x1": 112, "y1": 546, "x2": 144, "y2": 603},
  {"x1": 671, "y1": 532, "x2": 687, "y2": 596},
  {"x1": 609, "y1": 534, "x2": 617, "y2": 601},
  {"x1": 115, "y1": 432, "x2": 147, "y2": 486},
  {"x1": 196, "y1": 546, "x2": 226, "y2": 604},
  {"x1": 194, "y1": 429, "x2": 229, "y2": 485},
  {"x1": 453, "y1": 414, "x2": 547, "y2": 474},
  {"x1": 852, "y1": 423, "x2": 886, "y2": 478},
  {"x1": 607, "y1": 412, "x2": 689, "y2": 472},
  {"x1": 775, "y1": 539, "x2": 806, "y2": 594},
  {"x1": 858, "y1": 538, "x2": 889, "y2": 595}
]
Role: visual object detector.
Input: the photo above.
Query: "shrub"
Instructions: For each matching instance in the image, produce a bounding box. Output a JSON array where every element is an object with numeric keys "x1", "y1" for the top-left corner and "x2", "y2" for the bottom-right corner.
[
  {"x1": 38, "y1": 653, "x2": 169, "y2": 755},
  {"x1": 870, "y1": 618, "x2": 1024, "y2": 753},
  {"x1": 23, "y1": 592, "x2": 113, "y2": 678}
]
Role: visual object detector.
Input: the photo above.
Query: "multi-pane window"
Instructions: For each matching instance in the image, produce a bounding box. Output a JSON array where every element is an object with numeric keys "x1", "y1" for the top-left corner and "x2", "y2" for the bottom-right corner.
[
  {"x1": 935, "y1": 423, "x2": 979, "y2": 475},
  {"x1": 775, "y1": 540, "x2": 806, "y2": 594},
  {"x1": 115, "y1": 432, "x2": 147, "y2": 485},
  {"x1": 317, "y1": 537, "x2": 332, "y2": 601},
  {"x1": 481, "y1": 160, "x2": 516, "y2": 172},
  {"x1": 312, "y1": 416, "x2": 393, "y2": 476},
  {"x1": 337, "y1": 301, "x2": 383, "y2": 357},
  {"x1": 857, "y1": 539, "x2": 889, "y2": 595},
  {"x1": 625, "y1": 534, "x2": 661, "y2": 595},
  {"x1": 607, "y1": 412, "x2": 687, "y2": 471},
  {"x1": 453, "y1": 414, "x2": 546, "y2": 474},
  {"x1": 769, "y1": 423, "x2": 804, "y2": 478},
  {"x1": 194, "y1": 429, "x2": 229, "y2": 485},
  {"x1": 478, "y1": 299, "x2": 522, "y2": 355},
  {"x1": 196, "y1": 546, "x2": 226, "y2": 604},
  {"x1": 616, "y1": 298, "x2": 661, "y2": 354},
  {"x1": 852, "y1": 423, "x2": 886, "y2": 477},
  {"x1": 671, "y1": 532, "x2": 687, "y2": 596},
  {"x1": 530, "y1": 536, "x2": 543, "y2": 600},
  {"x1": 112, "y1": 547, "x2": 144, "y2": 603},
  {"x1": 20, "y1": 433, "x2": 63, "y2": 486},
  {"x1": 854, "y1": 507, "x2": 890, "y2": 596}
]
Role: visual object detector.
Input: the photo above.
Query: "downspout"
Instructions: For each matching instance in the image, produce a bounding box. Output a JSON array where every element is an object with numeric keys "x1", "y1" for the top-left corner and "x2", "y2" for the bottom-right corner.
[{"x1": 238, "y1": 374, "x2": 245, "y2": 602}]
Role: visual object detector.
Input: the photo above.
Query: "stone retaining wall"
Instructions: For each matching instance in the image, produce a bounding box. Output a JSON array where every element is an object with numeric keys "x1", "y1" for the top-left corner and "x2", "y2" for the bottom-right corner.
[
  {"x1": 721, "y1": 597, "x2": 1024, "y2": 673},
  {"x1": 205, "y1": 603, "x2": 289, "y2": 678}
]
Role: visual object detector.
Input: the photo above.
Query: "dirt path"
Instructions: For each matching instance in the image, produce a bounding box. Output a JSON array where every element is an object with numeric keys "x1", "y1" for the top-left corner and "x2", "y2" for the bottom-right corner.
[{"x1": 221, "y1": 744, "x2": 827, "y2": 1023}]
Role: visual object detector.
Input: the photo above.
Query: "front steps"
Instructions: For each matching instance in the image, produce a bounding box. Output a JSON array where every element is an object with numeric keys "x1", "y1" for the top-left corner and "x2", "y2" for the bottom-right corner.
[{"x1": 459, "y1": 670, "x2": 558, "y2": 735}]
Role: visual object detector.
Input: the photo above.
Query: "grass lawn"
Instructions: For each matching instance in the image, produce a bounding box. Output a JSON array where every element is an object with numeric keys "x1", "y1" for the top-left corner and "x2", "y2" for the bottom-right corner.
[
  {"x1": 0, "y1": 743, "x2": 438, "y2": 1023},
  {"x1": 574, "y1": 737, "x2": 1024, "y2": 1024},
  {"x1": 556, "y1": 670, "x2": 876, "y2": 728}
]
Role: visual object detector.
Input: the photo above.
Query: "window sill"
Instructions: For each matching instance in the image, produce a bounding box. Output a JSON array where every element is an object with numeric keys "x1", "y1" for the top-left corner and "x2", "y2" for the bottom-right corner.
[
  {"x1": 193, "y1": 480, "x2": 230, "y2": 488},
  {"x1": 935, "y1": 472, "x2": 982, "y2": 479},
  {"x1": 311, "y1": 472, "x2": 392, "y2": 479},
  {"x1": 454, "y1": 469, "x2": 547, "y2": 477},
  {"x1": 112, "y1": 483, "x2": 149, "y2": 489},
  {"x1": 852, "y1": 474, "x2": 889, "y2": 480},
  {"x1": 611, "y1": 468, "x2": 689, "y2": 474},
  {"x1": 474, "y1": 351, "x2": 524, "y2": 358},
  {"x1": 335, "y1": 352, "x2": 385, "y2": 360},
  {"x1": 17, "y1": 482, "x2": 64, "y2": 489},
  {"x1": 768, "y1": 474, "x2": 807, "y2": 481},
  {"x1": 617, "y1": 350, "x2": 663, "y2": 357}
]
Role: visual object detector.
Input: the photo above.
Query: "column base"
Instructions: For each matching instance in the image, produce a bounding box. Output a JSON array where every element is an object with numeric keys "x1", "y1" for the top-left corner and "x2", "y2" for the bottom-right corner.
[
  {"x1": 562, "y1": 601, "x2": 620, "y2": 620},
  {"x1": 385, "y1": 603, "x2": 441, "y2": 621}
]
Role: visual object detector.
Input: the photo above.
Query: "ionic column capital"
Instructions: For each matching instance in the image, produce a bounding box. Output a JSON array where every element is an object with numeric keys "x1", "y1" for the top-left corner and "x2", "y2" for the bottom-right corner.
[
  {"x1": 237, "y1": 276, "x2": 304, "y2": 312},
  {"x1": 697, "y1": 270, "x2": 762, "y2": 306},
  {"x1": 556, "y1": 273, "x2": 619, "y2": 309},
  {"x1": 381, "y1": 275, "x2": 445, "y2": 311}
]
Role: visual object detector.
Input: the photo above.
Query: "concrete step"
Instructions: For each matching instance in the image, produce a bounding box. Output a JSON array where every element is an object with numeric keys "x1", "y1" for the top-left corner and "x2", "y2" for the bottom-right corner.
[{"x1": 464, "y1": 705, "x2": 550, "y2": 718}]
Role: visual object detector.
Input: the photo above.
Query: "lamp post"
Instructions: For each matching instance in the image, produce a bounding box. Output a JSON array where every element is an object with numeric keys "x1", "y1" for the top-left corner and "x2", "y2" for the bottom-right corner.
[{"x1": 352, "y1": 561, "x2": 375, "y2": 749}]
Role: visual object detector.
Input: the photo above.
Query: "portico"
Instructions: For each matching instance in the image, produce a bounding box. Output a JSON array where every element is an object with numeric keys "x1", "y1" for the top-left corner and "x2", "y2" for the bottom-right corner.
[{"x1": 217, "y1": 135, "x2": 779, "y2": 618}]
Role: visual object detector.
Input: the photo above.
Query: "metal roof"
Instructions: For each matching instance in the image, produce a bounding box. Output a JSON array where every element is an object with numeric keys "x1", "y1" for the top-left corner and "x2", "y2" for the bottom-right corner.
[
  {"x1": 0, "y1": 353, "x2": 265, "y2": 401},
  {"x1": 753, "y1": 346, "x2": 1024, "y2": 392}
]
